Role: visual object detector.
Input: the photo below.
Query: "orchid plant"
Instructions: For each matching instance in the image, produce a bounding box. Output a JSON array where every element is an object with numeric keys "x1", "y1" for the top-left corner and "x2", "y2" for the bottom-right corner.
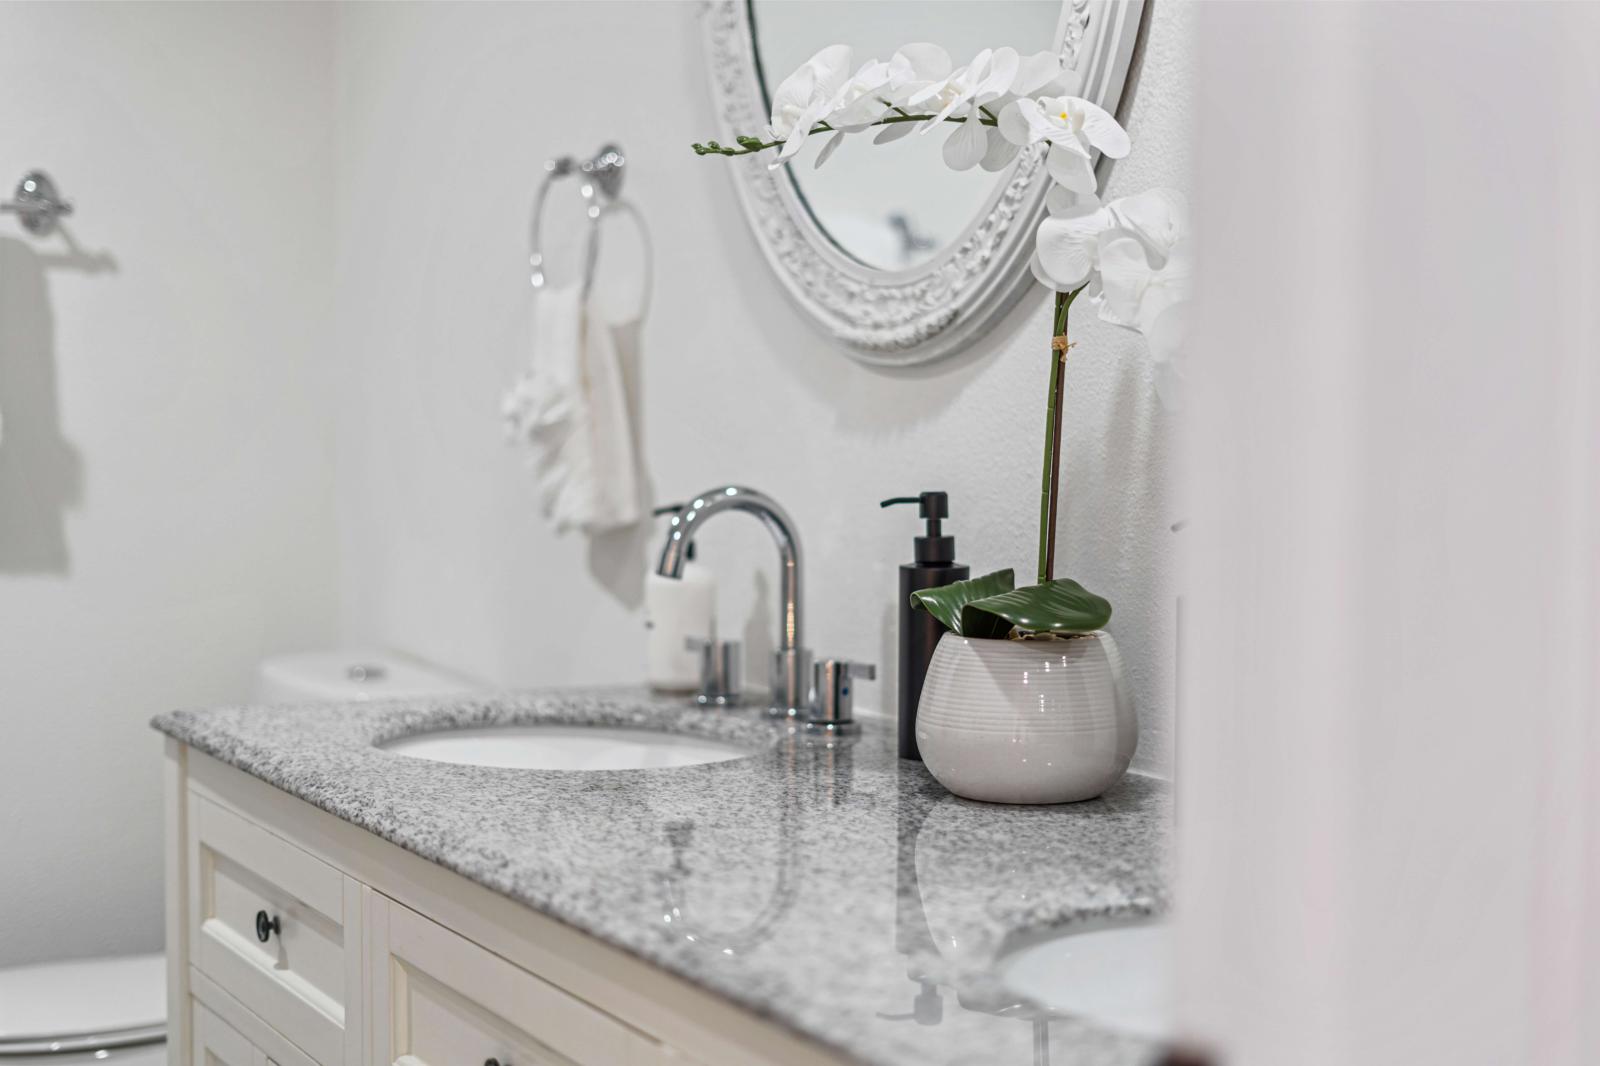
[{"x1": 694, "y1": 43, "x2": 1190, "y2": 638}]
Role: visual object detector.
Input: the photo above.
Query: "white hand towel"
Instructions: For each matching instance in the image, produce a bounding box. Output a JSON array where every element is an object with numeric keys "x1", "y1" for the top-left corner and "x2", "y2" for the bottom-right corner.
[{"x1": 503, "y1": 285, "x2": 645, "y2": 535}]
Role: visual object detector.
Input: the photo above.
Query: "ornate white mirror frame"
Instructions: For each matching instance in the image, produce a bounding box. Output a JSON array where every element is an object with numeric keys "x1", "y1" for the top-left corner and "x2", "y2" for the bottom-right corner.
[{"x1": 701, "y1": 0, "x2": 1147, "y2": 367}]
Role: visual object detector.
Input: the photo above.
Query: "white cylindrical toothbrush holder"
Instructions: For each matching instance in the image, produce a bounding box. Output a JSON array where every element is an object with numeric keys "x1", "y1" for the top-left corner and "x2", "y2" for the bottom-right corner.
[{"x1": 645, "y1": 562, "x2": 716, "y2": 693}]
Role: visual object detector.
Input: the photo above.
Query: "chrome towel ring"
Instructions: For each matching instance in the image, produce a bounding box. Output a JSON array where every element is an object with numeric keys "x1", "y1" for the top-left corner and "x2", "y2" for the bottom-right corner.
[{"x1": 529, "y1": 143, "x2": 626, "y2": 292}]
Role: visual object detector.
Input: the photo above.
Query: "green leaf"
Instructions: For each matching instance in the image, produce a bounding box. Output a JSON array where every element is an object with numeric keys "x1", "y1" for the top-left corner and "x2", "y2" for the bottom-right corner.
[
  {"x1": 909, "y1": 569, "x2": 1015, "y2": 638},
  {"x1": 966, "y1": 578, "x2": 1112, "y2": 636}
]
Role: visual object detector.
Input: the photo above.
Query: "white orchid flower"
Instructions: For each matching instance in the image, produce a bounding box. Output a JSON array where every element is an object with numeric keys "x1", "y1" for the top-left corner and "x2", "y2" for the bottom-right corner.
[
  {"x1": 906, "y1": 48, "x2": 1021, "y2": 171},
  {"x1": 1033, "y1": 195, "x2": 1115, "y2": 291},
  {"x1": 985, "y1": 53, "x2": 1091, "y2": 173},
  {"x1": 806, "y1": 45, "x2": 961, "y2": 168},
  {"x1": 906, "y1": 47, "x2": 1009, "y2": 122},
  {"x1": 861, "y1": 44, "x2": 954, "y2": 147},
  {"x1": 1012, "y1": 50, "x2": 1067, "y2": 98},
  {"x1": 1096, "y1": 229, "x2": 1193, "y2": 333},
  {"x1": 1030, "y1": 187, "x2": 1191, "y2": 327},
  {"x1": 827, "y1": 59, "x2": 896, "y2": 128},
  {"x1": 966, "y1": 49, "x2": 1069, "y2": 173},
  {"x1": 767, "y1": 45, "x2": 853, "y2": 167},
  {"x1": 1098, "y1": 193, "x2": 1193, "y2": 408},
  {"x1": 1092, "y1": 188, "x2": 1192, "y2": 334},
  {"x1": 1046, "y1": 184, "x2": 1098, "y2": 216},
  {"x1": 1144, "y1": 300, "x2": 1190, "y2": 408},
  {"x1": 883, "y1": 43, "x2": 953, "y2": 105},
  {"x1": 1030, "y1": 185, "x2": 1194, "y2": 405},
  {"x1": 810, "y1": 58, "x2": 900, "y2": 168},
  {"x1": 998, "y1": 94, "x2": 1129, "y2": 193},
  {"x1": 1105, "y1": 187, "x2": 1187, "y2": 271},
  {"x1": 977, "y1": 127, "x2": 1021, "y2": 171}
]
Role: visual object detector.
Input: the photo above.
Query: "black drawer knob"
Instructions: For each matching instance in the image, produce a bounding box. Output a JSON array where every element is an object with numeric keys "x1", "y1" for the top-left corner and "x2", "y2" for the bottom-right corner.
[
  {"x1": 255, "y1": 910, "x2": 281, "y2": 943},
  {"x1": 485, "y1": 1059, "x2": 504, "y2": 1066}
]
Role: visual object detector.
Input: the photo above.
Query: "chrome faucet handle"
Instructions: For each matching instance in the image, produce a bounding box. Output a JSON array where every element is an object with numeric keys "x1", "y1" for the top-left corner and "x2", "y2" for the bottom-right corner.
[
  {"x1": 771, "y1": 647, "x2": 814, "y2": 720},
  {"x1": 686, "y1": 636, "x2": 742, "y2": 707},
  {"x1": 805, "y1": 659, "x2": 875, "y2": 735}
]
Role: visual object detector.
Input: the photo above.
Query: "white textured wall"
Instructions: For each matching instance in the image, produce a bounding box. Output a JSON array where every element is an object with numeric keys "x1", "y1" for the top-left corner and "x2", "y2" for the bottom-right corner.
[
  {"x1": 0, "y1": 3, "x2": 339, "y2": 967},
  {"x1": 332, "y1": 1, "x2": 1191, "y2": 776}
]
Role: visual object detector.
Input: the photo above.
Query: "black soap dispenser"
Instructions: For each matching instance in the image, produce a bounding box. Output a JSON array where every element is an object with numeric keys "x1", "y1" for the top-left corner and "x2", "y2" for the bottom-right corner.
[{"x1": 881, "y1": 492, "x2": 969, "y2": 760}]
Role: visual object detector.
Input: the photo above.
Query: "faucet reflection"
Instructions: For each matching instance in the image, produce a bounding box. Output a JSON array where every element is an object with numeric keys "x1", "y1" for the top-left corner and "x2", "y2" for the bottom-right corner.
[{"x1": 654, "y1": 817, "x2": 797, "y2": 958}]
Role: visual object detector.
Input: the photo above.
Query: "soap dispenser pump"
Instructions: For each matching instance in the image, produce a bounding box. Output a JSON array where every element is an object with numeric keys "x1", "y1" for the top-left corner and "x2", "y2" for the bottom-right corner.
[{"x1": 881, "y1": 492, "x2": 969, "y2": 760}]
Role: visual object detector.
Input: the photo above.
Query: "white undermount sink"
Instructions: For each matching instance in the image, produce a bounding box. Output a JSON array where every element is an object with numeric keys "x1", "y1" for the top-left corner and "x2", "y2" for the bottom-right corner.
[
  {"x1": 994, "y1": 921, "x2": 1172, "y2": 1042},
  {"x1": 380, "y1": 725, "x2": 754, "y2": 771}
]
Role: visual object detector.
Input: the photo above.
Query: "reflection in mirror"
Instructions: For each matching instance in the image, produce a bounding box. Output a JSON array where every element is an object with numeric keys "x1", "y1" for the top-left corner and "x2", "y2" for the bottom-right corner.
[{"x1": 750, "y1": 0, "x2": 1060, "y2": 271}]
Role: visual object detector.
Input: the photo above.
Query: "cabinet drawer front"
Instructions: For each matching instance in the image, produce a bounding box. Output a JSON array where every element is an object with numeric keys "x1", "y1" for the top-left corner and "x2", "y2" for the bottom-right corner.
[
  {"x1": 193, "y1": 1000, "x2": 259, "y2": 1066},
  {"x1": 189, "y1": 794, "x2": 361, "y2": 1066},
  {"x1": 398, "y1": 971, "x2": 577, "y2": 1066},
  {"x1": 373, "y1": 897, "x2": 676, "y2": 1066}
]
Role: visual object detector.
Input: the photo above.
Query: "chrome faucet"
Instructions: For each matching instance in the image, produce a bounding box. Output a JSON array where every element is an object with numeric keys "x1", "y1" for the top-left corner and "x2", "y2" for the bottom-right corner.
[{"x1": 655, "y1": 486, "x2": 809, "y2": 718}]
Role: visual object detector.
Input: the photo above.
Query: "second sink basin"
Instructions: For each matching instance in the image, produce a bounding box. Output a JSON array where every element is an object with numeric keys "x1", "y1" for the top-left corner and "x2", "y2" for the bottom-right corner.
[
  {"x1": 380, "y1": 725, "x2": 754, "y2": 771},
  {"x1": 995, "y1": 921, "x2": 1172, "y2": 1041}
]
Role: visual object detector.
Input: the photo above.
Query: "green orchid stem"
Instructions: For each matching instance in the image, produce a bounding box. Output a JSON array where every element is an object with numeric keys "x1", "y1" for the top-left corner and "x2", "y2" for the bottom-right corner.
[
  {"x1": 1038, "y1": 285, "x2": 1086, "y2": 585},
  {"x1": 692, "y1": 111, "x2": 999, "y2": 157}
]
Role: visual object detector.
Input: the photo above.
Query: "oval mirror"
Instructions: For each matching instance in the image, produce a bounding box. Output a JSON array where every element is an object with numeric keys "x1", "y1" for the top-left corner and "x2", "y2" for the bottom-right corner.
[{"x1": 701, "y1": 0, "x2": 1145, "y2": 366}]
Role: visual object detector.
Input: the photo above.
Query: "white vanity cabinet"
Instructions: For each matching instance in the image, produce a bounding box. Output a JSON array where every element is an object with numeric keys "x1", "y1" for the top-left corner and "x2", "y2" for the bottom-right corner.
[{"x1": 163, "y1": 741, "x2": 840, "y2": 1066}]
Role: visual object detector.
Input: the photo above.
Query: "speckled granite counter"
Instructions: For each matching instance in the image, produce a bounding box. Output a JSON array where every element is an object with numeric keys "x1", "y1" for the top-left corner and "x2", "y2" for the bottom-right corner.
[{"x1": 153, "y1": 688, "x2": 1170, "y2": 1066}]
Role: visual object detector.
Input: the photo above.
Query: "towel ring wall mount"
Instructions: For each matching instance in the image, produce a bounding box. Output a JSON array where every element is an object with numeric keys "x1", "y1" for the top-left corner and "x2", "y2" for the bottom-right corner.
[
  {"x1": 529, "y1": 143, "x2": 626, "y2": 291},
  {"x1": 1, "y1": 170, "x2": 74, "y2": 237}
]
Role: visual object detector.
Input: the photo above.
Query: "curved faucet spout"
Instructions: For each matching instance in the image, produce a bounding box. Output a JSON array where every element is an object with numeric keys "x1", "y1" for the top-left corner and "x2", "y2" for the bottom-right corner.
[
  {"x1": 656, "y1": 486, "x2": 801, "y2": 652},
  {"x1": 655, "y1": 486, "x2": 807, "y2": 716}
]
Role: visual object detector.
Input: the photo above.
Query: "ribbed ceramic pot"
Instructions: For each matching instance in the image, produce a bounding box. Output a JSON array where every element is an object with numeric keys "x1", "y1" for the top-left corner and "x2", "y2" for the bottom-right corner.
[{"x1": 916, "y1": 631, "x2": 1136, "y2": 804}]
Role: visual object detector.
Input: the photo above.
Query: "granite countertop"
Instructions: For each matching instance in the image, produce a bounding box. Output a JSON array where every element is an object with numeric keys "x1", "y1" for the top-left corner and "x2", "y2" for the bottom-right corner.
[{"x1": 153, "y1": 688, "x2": 1170, "y2": 1066}]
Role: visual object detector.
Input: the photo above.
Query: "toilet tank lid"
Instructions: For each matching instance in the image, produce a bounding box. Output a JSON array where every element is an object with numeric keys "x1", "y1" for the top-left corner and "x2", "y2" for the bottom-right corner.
[
  {"x1": 0, "y1": 953, "x2": 165, "y2": 1046},
  {"x1": 257, "y1": 650, "x2": 478, "y2": 701}
]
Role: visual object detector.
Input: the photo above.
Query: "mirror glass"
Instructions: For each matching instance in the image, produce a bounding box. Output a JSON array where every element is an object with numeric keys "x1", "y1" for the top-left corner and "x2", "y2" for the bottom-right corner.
[{"x1": 749, "y1": 0, "x2": 1060, "y2": 272}]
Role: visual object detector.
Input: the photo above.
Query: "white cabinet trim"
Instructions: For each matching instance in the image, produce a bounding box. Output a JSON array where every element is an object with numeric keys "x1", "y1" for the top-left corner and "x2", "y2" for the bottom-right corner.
[{"x1": 165, "y1": 739, "x2": 192, "y2": 1066}]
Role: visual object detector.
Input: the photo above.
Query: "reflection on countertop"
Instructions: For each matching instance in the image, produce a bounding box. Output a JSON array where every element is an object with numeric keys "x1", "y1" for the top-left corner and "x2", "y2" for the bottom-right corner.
[{"x1": 153, "y1": 687, "x2": 1170, "y2": 1066}]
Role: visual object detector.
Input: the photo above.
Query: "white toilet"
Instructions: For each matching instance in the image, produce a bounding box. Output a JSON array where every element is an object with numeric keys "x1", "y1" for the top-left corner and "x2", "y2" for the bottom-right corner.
[
  {"x1": 0, "y1": 954, "x2": 166, "y2": 1066},
  {"x1": 253, "y1": 648, "x2": 480, "y2": 703},
  {"x1": 0, "y1": 651, "x2": 478, "y2": 1065}
]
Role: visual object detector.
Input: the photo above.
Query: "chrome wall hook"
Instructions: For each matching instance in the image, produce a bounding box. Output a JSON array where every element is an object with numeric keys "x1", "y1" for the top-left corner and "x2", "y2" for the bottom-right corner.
[
  {"x1": 581, "y1": 144, "x2": 625, "y2": 203},
  {"x1": 2, "y1": 170, "x2": 74, "y2": 236}
]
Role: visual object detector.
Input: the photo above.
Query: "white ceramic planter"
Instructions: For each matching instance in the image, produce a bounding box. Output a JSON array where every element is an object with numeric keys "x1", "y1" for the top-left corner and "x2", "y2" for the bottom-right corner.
[{"x1": 916, "y1": 631, "x2": 1136, "y2": 804}]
